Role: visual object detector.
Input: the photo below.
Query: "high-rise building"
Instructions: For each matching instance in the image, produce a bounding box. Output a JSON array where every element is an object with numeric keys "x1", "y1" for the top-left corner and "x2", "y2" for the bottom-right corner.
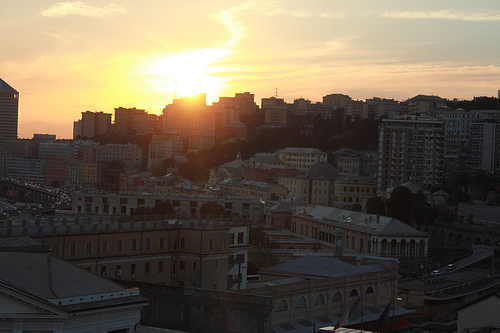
[
  {"x1": 469, "y1": 121, "x2": 500, "y2": 174},
  {"x1": 162, "y1": 94, "x2": 215, "y2": 153},
  {"x1": 114, "y1": 107, "x2": 157, "y2": 136},
  {"x1": 378, "y1": 116, "x2": 444, "y2": 192},
  {"x1": 0, "y1": 78, "x2": 19, "y2": 142},
  {"x1": 77, "y1": 111, "x2": 112, "y2": 139}
]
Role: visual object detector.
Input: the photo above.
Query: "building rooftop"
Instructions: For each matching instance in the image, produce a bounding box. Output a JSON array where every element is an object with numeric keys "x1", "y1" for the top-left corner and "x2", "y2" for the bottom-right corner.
[
  {"x1": 276, "y1": 147, "x2": 326, "y2": 155},
  {"x1": 260, "y1": 255, "x2": 388, "y2": 279},
  {"x1": 0, "y1": 252, "x2": 126, "y2": 300},
  {"x1": 304, "y1": 162, "x2": 338, "y2": 180},
  {"x1": 295, "y1": 205, "x2": 426, "y2": 237},
  {"x1": 0, "y1": 78, "x2": 18, "y2": 93}
]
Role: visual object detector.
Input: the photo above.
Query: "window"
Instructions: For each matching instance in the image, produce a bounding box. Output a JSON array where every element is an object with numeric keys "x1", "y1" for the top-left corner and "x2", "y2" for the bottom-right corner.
[
  {"x1": 158, "y1": 261, "x2": 164, "y2": 272},
  {"x1": 209, "y1": 240, "x2": 213, "y2": 250},
  {"x1": 52, "y1": 243, "x2": 59, "y2": 256},
  {"x1": 180, "y1": 238, "x2": 185, "y2": 249},
  {"x1": 70, "y1": 243, "x2": 77, "y2": 256},
  {"x1": 193, "y1": 262, "x2": 197, "y2": 270},
  {"x1": 145, "y1": 262, "x2": 150, "y2": 273},
  {"x1": 296, "y1": 296, "x2": 307, "y2": 309},
  {"x1": 230, "y1": 233, "x2": 235, "y2": 244},
  {"x1": 131, "y1": 264, "x2": 136, "y2": 274},
  {"x1": 146, "y1": 238, "x2": 151, "y2": 250},
  {"x1": 159, "y1": 237, "x2": 165, "y2": 250},
  {"x1": 86, "y1": 241, "x2": 92, "y2": 255},
  {"x1": 180, "y1": 261, "x2": 185, "y2": 270},
  {"x1": 237, "y1": 232, "x2": 244, "y2": 244},
  {"x1": 131, "y1": 239, "x2": 137, "y2": 251},
  {"x1": 102, "y1": 240, "x2": 108, "y2": 254},
  {"x1": 117, "y1": 240, "x2": 123, "y2": 253}
]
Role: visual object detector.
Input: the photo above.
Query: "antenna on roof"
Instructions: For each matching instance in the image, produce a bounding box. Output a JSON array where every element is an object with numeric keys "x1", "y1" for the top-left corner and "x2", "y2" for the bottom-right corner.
[
  {"x1": 275, "y1": 87, "x2": 278, "y2": 98},
  {"x1": 174, "y1": 80, "x2": 178, "y2": 100}
]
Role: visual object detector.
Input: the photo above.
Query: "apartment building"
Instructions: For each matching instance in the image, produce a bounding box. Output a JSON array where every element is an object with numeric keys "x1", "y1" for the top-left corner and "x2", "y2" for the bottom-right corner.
[
  {"x1": 469, "y1": 121, "x2": 500, "y2": 174},
  {"x1": 276, "y1": 147, "x2": 327, "y2": 172},
  {"x1": 378, "y1": 116, "x2": 444, "y2": 192},
  {"x1": 162, "y1": 94, "x2": 216, "y2": 153},
  {"x1": 333, "y1": 175, "x2": 377, "y2": 211},
  {"x1": 114, "y1": 107, "x2": 157, "y2": 136},
  {"x1": 322, "y1": 93, "x2": 352, "y2": 109},
  {"x1": 96, "y1": 143, "x2": 142, "y2": 170}
]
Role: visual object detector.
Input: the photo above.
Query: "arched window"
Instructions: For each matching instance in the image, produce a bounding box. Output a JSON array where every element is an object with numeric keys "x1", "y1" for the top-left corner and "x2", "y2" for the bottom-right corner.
[
  {"x1": 276, "y1": 299, "x2": 288, "y2": 312},
  {"x1": 380, "y1": 284, "x2": 390, "y2": 297},
  {"x1": 314, "y1": 294, "x2": 325, "y2": 306},
  {"x1": 332, "y1": 291, "x2": 342, "y2": 303},
  {"x1": 296, "y1": 296, "x2": 307, "y2": 309},
  {"x1": 365, "y1": 286, "x2": 374, "y2": 297},
  {"x1": 349, "y1": 288, "x2": 359, "y2": 299}
]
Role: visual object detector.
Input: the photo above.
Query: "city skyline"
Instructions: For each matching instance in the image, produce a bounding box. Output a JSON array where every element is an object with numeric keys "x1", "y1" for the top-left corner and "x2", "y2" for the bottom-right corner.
[{"x1": 2, "y1": 0, "x2": 500, "y2": 138}]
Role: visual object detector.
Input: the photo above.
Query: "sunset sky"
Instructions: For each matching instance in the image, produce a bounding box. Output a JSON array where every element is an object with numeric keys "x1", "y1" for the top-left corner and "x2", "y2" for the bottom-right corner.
[{"x1": 2, "y1": 0, "x2": 500, "y2": 138}]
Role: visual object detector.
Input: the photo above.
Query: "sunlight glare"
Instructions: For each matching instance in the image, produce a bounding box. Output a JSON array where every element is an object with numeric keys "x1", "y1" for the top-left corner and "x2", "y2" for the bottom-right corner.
[{"x1": 142, "y1": 49, "x2": 230, "y2": 103}]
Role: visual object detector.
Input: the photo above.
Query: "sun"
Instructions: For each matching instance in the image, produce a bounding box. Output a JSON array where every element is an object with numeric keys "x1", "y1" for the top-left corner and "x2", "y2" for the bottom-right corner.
[{"x1": 141, "y1": 49, "x2": 229, "y2": 103}]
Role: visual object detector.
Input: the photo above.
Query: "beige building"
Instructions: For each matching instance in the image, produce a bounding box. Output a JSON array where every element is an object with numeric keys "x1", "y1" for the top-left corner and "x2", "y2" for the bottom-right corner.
[
  {"x1": 276, "y1": 147, "x2": 327, "y2": 172},
  {"x1": 30, "y1": 218, "x2": 249, "y2": 291},
  {"x1": 279, "y1": 162, "x2": 337, "y2": 206},
  {"x1": 147, "y1": 133, "x2": 182, "y2": 169},
  {"x1": 114, "y1": 107, "x2": 157, "y2": 136},
  {"x1": 290, "y1": 205, "x2": 428, "y2": 273},
  {"x1": 79, "y1": 110, "x2": 112, "y2": 138},
  {"x1": 333, "y1": 176, "x2": 377, "y2": 211},
  {"x1": 96, "y1": 143, "x2": 142, "y2": 170}
]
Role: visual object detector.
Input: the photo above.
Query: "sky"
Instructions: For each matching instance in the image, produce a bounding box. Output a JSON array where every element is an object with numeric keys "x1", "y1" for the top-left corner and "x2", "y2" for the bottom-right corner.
[{"x1": 2, "y1": 0, "x2": 500, "y2": 138}]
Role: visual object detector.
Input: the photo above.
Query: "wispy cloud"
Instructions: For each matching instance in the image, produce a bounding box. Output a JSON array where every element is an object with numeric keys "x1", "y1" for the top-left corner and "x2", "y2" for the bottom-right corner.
[
  {"x1": 382, "y1": 9, "x2": 500, "y2": 22},
  {"x1": 41, "y1": 1, "x2": 125, "y2": 19}
]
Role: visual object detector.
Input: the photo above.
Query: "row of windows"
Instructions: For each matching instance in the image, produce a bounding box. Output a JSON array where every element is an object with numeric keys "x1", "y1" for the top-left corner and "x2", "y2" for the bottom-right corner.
[{"x1": 59, "y1": 236, "x2": 186, "y2": 256}]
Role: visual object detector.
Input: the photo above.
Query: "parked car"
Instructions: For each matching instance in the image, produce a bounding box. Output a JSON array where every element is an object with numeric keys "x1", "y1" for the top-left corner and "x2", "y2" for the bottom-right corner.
[{"x1": 447, "y1": 264, "x2": 456, "y2": 271}]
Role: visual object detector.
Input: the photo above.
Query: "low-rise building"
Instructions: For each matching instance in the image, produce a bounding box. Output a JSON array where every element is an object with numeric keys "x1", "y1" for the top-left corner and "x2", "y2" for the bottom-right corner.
[
  {"x1": 0, "y1": 251, "x2": 148, "y2": 332},
  {"x1": 244, "y1": 255, "x2": 411, "y2": 332},
  {"x1": 333, "y1": 176, "x2": 377, "y2": 211},
  {"x1": 218, "y1": 179, "x2": 289, "y2": 202},
  {"x1": 72, "y1": 192, "x2": 266, "y2": 222}
]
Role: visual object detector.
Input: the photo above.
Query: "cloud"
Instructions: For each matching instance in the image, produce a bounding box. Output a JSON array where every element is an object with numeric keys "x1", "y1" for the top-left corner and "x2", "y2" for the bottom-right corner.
[
  {"x1": 382, "y1": 9, "x2": 500, "y2": 22},
  {"x1": 41, "y1": 1, "x2": 125, "y2": 19}
]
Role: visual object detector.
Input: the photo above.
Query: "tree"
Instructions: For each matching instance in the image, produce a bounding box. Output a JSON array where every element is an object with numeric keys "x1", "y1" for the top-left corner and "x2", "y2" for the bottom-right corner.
[
  {"x1": 366, "y1": 197, "x2": 386, "y2": 215},
  {"x1": 352, "y1": 203, "x2": 362, "y2": 212},
  {"x1": 249, "y1": 226, "x2": 267, "y2": 247},
  {"x1": 200, "y1": 201, "x2": 229, "y2": 219},
  {"x1": 386, "y1": 186, "x2": 413, "y2": 223}
]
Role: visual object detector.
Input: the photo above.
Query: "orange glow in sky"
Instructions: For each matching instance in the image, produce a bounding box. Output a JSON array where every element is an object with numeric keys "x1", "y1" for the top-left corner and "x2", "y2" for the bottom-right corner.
[{"x1": 2, "y1": 1, "x2": 500, "y2": 138}]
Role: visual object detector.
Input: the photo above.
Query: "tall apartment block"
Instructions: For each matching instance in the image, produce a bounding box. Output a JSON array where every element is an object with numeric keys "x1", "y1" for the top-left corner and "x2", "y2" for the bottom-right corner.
[
  {"x1": 378, "y1": 116, "x2": 444, "y2": 192},
  {"x1": 162, "y1": 94, "x2": 215, "y2": 153},
  {"x1": 114, "y1": 107, "x2": 157, "y2": 136},
  {"x1": 0, "y1": 78, "x2": 19, "y2": 142},
  {"x1": 79, "y1": 111, "x2": 112, "y2": 139},
  {"x1": 469, "y1": 121, "x2": 500, "y2": 174}
]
